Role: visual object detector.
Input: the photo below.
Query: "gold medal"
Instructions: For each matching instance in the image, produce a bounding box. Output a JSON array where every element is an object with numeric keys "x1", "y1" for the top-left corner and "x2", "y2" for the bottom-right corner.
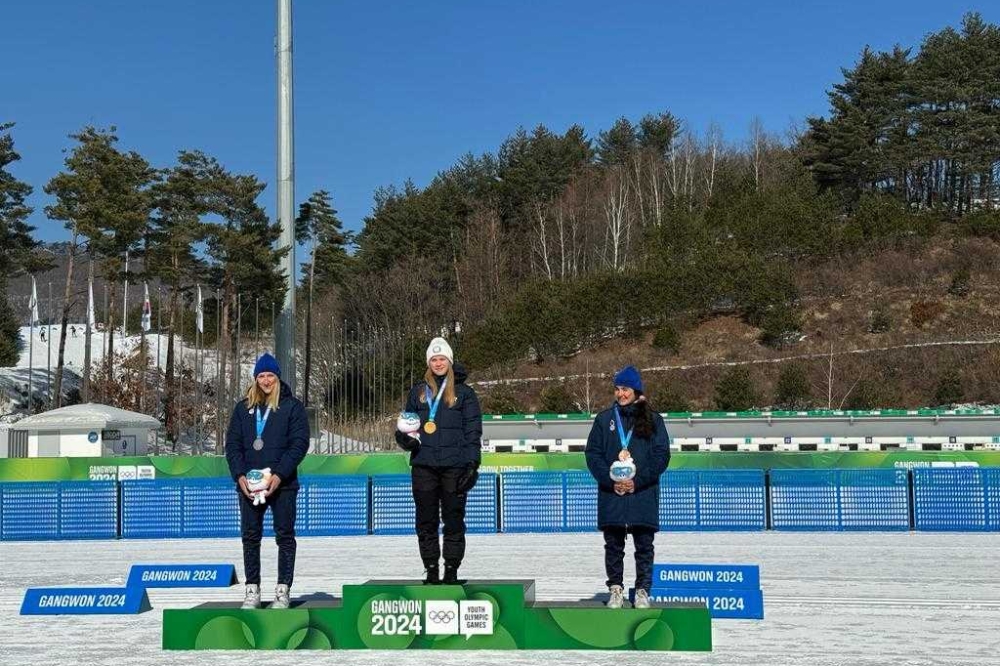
[
  {"x1": 424, "y1": 421, "x2": 437, "y2": 434},
  {"x1": 618, "y1": 449, "x2": 632, "y2": 462}
]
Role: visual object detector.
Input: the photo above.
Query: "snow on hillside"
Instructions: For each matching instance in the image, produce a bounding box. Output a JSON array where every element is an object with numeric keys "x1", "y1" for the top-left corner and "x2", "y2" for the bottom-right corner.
[{"x1": 2, "y1": 326, "x2": 261, "y2": 410}]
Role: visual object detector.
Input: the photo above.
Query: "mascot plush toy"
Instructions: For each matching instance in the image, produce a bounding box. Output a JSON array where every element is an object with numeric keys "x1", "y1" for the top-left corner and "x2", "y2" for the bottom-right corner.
[
  {"x1": 396, "y1": 412, "x2": 422, "y2": 442},
  {"x1": 245, "y1": 468, "x2": 273, "y2": 506}
]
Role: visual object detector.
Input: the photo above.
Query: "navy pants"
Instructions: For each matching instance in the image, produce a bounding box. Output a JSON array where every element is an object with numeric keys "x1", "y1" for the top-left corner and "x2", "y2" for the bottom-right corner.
[
  {"x1": 603, "y1": 526, "x2": 655, "y2": 591},
  {"x1": 411, "y1": 465, "x2": 468, "y2": 565},
  {"x1": 238, "y1": 486, "x2": 298, "y2": 586}
]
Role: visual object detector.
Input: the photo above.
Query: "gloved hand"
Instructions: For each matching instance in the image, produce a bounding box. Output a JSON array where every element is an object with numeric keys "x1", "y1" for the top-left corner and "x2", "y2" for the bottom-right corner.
[
  {"x1": 395, "y1": 429, "x2": 421, "y2": 452},
  {"x1": 456, "y1": 462, "x2": 480, "y2": 492}
]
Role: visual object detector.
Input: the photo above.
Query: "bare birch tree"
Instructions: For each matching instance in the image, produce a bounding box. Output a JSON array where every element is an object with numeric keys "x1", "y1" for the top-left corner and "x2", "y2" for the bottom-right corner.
[{"x1": 602, "y1": 166, "x2": 632, "y2": 272}]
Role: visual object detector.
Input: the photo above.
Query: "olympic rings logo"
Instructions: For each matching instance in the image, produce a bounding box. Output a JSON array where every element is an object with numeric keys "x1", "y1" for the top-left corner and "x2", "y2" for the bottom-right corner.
[{"x1": 428, "y1": 610, "x2": 456, "y2": 623}]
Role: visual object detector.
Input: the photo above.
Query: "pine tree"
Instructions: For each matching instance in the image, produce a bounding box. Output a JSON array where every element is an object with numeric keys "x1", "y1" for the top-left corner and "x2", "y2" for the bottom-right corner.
[
  {"x1": 202, "y1": 164, "x2": 286, "y2": 449},
  {"x1": 774, "y1": 364, "x2": 812, "y2": 410},
  {"x1": 149, "y1": 150, "x2": 215, "y2": 440},
  {"x1": 714, "y1": 367, "x2": 757, "y2": 411},
  {"x1": 296, "y1": 190, "x2": 352, "y2": 291},
  {"x1": 295, "y1": 189, "x2": 352, "y2": 406},
  {"x1": 44, "y1": 126, "x2": 155, "y2": 404},
  {"x1": 933, "y1": 369, "x2": 964, "y2": 407},
  {"x1": 0, "y1": 122, "x2": 39, "y2": 366},
  {"x1": 596, "y1": 117, "x2": 638, "y2": 166}
]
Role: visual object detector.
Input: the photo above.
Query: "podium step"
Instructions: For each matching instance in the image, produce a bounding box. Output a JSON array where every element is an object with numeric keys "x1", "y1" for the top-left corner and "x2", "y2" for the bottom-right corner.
[{"x1": 163, "y1": 579, "x2": 711, "y2": 651}]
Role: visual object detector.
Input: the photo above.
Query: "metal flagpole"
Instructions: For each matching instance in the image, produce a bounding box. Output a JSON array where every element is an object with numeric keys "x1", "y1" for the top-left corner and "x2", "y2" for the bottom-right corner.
[
  {"x1": 237, "y1": 293, "x2": 242, "y2": 396},
  {"x1": 342, "y1": 318, "x2": 347, "y2": 435},
  {"x1": 157, "y1": 286, "x2": 162, "y2": 371},
  {"x1": 196, "y1": 285, "x2": 204, "y2": 454},
  {"x1": 332, "y1": 316, "x2": 337, "y2": 452},
  {"x1": 274, "y1": 0, "x2": 297, "y2": 391},
  {"x1": 178, "y1": 293, "x2": 185, "y2": 452},
  {"x1": 47, "y1": 281, "x2": 52, "y2": 408},
  {"x1": 196, "y1": 323, "x2": 201, "y2": 454},
  {"x1": 140, "y1": 282, "x2": 151, "y2": 413},
  {"x1": 122, "y1": 250, "x2": 129, "y2": 349},
  {"x1": 83, "y1": 264, "x2": 94, "y2": 403},
  {"x1": 103, "y1": 283, "x2": 109, "y2": 404},
  {"x1": 216, "y1": 288, "x2": 224, "y2": 454},
  {"x1": 27, "y1": 276, "x2": 38, "y2": 413}
]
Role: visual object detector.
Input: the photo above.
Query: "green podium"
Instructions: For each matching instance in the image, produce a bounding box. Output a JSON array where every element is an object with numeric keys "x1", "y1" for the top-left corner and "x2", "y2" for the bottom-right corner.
[{"x1": 162, "y1": 580, "x2": 711, "y2": 651}]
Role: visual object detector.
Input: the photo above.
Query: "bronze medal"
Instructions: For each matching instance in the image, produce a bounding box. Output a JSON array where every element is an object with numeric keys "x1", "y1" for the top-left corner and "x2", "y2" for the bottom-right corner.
[
  {"x1": 424, "y1": 421, "x2": 437, "y2": 434},
  {"x1": 618, "y1": 449, "x2": 631, "y2": 462}
]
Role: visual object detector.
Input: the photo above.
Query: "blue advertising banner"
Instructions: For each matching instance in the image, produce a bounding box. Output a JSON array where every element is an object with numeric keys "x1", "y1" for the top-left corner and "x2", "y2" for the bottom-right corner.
[
  {"x1": 653, "y1": 564, "x2": 760, "y2": 589},
  {"x1": 646, "y1": 587, "x2": 764, "y2": 619},
  {"x1": 20, "y1": 587, "x2": 151, "y2": 615},
  {"x1": 126, "y1": 564, "x2": 238, "y2": 588}
]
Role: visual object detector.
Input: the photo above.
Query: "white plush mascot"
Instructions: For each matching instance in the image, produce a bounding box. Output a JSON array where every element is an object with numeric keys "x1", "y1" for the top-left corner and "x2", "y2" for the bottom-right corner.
[
  {"x1": 396, "y1": 412, "x2": 421, "y2": 442},
  {"x1": 245, "y1": 468, "x2": 273, "y2": 506}
]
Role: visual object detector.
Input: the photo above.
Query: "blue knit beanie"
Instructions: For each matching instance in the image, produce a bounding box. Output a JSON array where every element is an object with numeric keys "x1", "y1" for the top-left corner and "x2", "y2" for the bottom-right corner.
[
  {"x1": 254, "y1": 352, "x2": 281, "y2": 378},
  {"x1": 613, "y1": 365, "x2": 643, "y2": 394}
]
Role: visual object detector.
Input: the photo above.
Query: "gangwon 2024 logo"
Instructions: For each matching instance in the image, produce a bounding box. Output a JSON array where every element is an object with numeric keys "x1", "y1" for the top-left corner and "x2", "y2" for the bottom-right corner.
[{"x1": 369, "y1": 598, "x2": 493, "y2": 638}]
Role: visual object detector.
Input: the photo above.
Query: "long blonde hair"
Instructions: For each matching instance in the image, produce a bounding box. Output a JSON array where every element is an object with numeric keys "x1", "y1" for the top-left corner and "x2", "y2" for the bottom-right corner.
[
  {"x1": 420, "y1": 365, "x2": 457, "y2": 407},
  {"x1": 246, "y1": 380, "x2": 281, "y2": 411}
]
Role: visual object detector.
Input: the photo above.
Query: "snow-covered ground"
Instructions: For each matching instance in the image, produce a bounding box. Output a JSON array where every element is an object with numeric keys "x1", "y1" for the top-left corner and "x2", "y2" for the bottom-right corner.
[
  {"x1": 2, "y1": 531, "x2": 998, "y2": 665},
  {"x1": 14, "y1": 325, "x2": 201, "y2": 375},
  {"x1": 3, "y1": 325, "x2": 256, "y2": 410}
]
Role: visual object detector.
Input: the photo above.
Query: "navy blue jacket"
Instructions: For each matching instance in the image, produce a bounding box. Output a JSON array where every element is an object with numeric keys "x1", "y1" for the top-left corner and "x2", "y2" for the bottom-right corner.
[
  {"x1": 401, "y1": 363, "x2": 482, "y2": 468},
  {"x1": 585, "y1": 401, "x2": 671, "y2": 530},
  {"x1": 225, "y1": 381, "x2": 310, "y2": 489}
]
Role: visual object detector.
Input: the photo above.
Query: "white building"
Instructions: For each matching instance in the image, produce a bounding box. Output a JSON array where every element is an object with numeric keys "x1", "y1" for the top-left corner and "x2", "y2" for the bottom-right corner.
[{"x1": 2, "y1": 404, "x2": 160, "y2": 458}]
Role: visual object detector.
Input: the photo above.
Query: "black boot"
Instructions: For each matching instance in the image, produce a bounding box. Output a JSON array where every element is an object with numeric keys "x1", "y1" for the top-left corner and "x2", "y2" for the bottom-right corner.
[
  {"x1": 443, "y1": 560, "x2": 461, "y2": 585},
  {"x1": 423, "y1": 562, "x2": 440, "y2": 585}
]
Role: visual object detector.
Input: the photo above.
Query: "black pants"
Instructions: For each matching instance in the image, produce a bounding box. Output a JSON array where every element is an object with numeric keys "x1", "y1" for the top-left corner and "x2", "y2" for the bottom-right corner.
[
  {"x1": 603, "y1": 526, "x2": 655, "y2": 592},
  {"x1": 238, "y1": 486, "x2": 298, "y2": 586},
  {"x1": 411, "y1": 465, "x2": 468, "y2": 564}
]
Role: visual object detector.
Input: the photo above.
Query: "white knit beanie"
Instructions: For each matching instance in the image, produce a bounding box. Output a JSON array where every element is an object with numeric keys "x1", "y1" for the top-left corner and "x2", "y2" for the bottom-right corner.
[{"x1": 426, "y1": 337, "x2": 454, "y2": 365}]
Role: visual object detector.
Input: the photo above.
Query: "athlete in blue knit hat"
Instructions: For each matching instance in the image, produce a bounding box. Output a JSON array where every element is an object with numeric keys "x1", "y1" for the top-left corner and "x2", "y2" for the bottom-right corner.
[
  {"x1": 225, "y1": 352, "x2": 309, "y2": 610},
  {"x1": 585, "y1": 365, "x2": 671, "y2": 609}
]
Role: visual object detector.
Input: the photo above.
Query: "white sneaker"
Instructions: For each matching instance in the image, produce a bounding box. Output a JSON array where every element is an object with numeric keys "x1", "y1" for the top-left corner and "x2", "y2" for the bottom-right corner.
[
  {"x1": 271, "y1": 584, "x2": 291, "y2": 609},
  {"x1": 241, "y1": 584, "x2": 261, "y2": 609},
  {"x1": 607, "y1": 585, "x2": 626, "y2": 609},
  {"x1": 634, "y1": 588, "x2": 651, "y2": 609}
]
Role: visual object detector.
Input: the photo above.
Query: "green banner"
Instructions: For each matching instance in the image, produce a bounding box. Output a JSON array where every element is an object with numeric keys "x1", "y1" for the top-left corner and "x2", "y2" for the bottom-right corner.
[
  {"x1": 2, "y1": 450, "x2": 998, "y2": 482},
  {"x1": 162, "y1": 580, "x2": 712, "y2": 651}
]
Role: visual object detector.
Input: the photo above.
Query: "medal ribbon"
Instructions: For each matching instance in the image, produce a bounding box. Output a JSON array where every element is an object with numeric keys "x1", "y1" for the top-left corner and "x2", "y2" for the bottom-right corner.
[
  {"x1": 613, "y1": 406, "x2": 634, "y2": 452},
  {"x1": 424, "y1": 379, "x2": 448, "y2": 425},
  {"x1": 255, "y1": 406, "x2": 271, "y2": 440}
]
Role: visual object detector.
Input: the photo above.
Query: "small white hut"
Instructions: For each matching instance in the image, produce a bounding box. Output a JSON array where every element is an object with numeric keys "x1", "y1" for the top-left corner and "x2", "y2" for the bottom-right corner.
[{"x1": 3, "y1": 404, "x2": 160, "y2": 458}]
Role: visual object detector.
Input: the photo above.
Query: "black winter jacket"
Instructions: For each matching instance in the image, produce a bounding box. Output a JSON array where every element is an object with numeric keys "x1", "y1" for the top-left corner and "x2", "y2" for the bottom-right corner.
[
  {"x1": 585, "y1": 401, "x2": 671, "y2": 530},
  {"x1": 225, "y1": 381, "x2": 310, "y2": 488},
  {"x1": 400, "y1": 363, "x2": 482, "y2": 468}
]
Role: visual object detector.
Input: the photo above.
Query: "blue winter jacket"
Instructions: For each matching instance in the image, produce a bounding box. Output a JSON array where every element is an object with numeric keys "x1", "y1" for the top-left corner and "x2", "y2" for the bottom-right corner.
[
  {"x1": 225, "y1": 380, "x2": 310, "y2": 489},
  {"x1": 585, "y1": 401, "x2": 671, "y2": 530},
  {"x1": 401, "y1": 363, "x2": 483, "y2": 468}
]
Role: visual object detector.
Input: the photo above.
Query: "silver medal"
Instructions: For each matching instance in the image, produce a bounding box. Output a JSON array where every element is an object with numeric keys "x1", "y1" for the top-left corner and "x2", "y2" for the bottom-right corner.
[{"x1": 252, "y1": 438, "x2": 264, "y2": 451}]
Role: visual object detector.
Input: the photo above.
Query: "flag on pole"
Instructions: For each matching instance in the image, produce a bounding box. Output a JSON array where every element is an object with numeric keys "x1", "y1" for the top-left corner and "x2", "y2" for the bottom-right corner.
[
  {"x1": 122, "y1": 249, "x2": 129, "y2": 336},
  {"x1": 141, "y1": 282, "x2": 152, "y2": 332},
  {"x1": 87, "y1": 276, "x2": 96, "y2": 328},
  {"x1": 29, "y1": 276, "x2": 39, "y2": 326},
  {"x1": 196, "y1": 285, "x2": 204, "y2": 334}
]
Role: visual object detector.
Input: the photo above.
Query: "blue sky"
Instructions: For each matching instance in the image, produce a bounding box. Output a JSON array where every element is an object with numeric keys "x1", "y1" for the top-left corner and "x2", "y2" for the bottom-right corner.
[{"x1": 3, "y1": 1, "x2": 992, "y2": 246}]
